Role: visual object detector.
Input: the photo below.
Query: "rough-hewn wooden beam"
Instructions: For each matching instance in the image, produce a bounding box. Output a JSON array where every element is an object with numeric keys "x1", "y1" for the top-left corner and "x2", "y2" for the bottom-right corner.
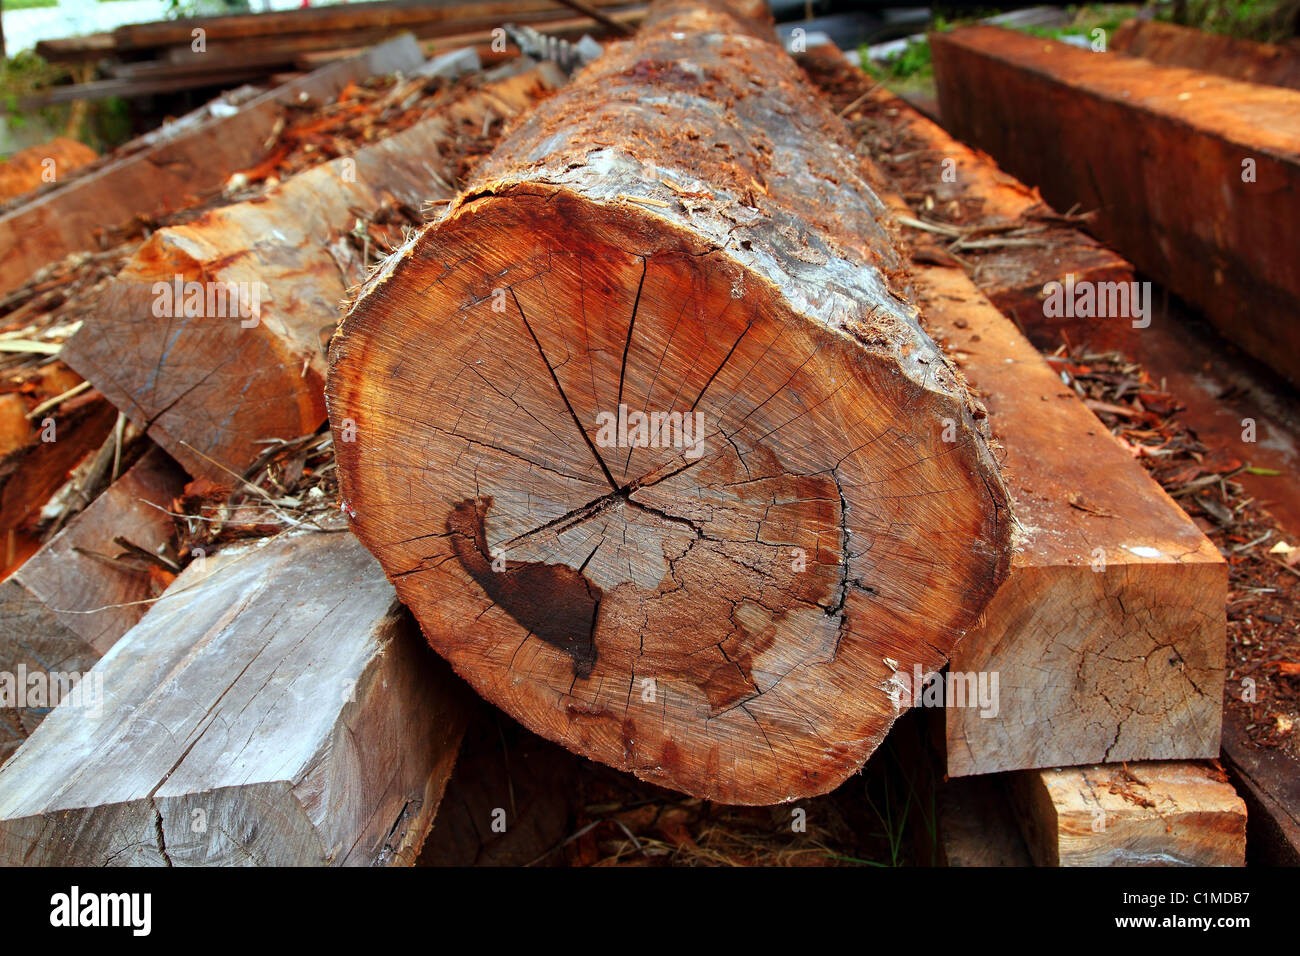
[
  {"x1": 1009, "y1": 761, "x2": 1247, "y2": 867},
  {"x1": 931, "y1": 26, "x2": 1300, "y2": 384},
  {"x1": 0, "y1": 529, "x2": 473, "y2": 866}
]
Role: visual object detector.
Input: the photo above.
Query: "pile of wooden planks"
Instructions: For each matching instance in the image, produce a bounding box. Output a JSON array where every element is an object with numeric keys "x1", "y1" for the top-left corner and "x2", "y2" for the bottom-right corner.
[
  {"x1": 0, "y1": 1, "x2": 1290, "y2": 866},
  {"x1": 0, "y1": 39, "x2": 564, "y2": 850},
  {"x1": 28, "y1": 0, "x2": 645, "y2": 107}
]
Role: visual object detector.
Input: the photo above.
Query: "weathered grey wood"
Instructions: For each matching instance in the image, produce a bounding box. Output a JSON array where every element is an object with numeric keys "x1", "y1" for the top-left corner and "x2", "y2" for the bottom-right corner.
[
  {"x1": 0, "y1": 529, "x2": 473, "y2": 866},
  {"x1": 0, "y1": 447, "x2": 185, "y2": 765}
]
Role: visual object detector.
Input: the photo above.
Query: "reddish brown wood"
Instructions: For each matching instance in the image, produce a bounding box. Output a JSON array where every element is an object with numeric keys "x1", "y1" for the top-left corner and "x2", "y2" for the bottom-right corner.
[
  {"x1": 0, "y1": 138, "x2": 97, "y2": 204},
  {"x1": 931, "y1": 26, "x2": 1300, "y2": 385},
  {"x1": 0, "y1": 36, "x2": 424, "y2": 296},
  {"x1": 1112, "y1": 19, "x2": 1300, "y2": 92},
  {"x1": 328, "y1": 0, "x2": 1012, "y2": 803}
]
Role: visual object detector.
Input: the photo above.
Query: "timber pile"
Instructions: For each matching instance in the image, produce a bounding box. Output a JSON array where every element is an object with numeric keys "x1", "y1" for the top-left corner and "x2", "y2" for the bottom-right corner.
[
  {"x1": 27, "y1": 0, "x2": 643, "y2": 106},
  {"x1": 0, "y1": 42, "x2": 549, "y2": 576},
  {"x1": 0, "y1": 36, "x2": 426, "y2": 297},
  {"x1": 0, "y1": 2, "x2": 1294, "y2": 866}
]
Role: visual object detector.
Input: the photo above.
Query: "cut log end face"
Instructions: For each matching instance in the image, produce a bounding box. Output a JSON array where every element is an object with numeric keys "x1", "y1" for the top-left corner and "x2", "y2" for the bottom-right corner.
[{"x1": 328, "y1": 188, "x2": 1007, "y2": 804}]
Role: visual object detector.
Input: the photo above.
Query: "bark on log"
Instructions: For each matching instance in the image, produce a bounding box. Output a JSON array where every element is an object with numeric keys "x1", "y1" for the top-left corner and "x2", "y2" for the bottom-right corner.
[{"x1": 327, "y1": 0, "x2": 1012, "y2": 803}]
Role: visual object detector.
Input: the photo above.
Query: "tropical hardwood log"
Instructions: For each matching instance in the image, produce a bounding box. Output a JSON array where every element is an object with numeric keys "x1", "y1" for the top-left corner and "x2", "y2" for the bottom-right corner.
[
  {"x1": 1008, "y1": 761, "x2": 1247, "y2": 867},
  {"x1": 1112, "y1": 19, "x2": 1300, "y2": 92},
  {"x1": 805, "y1": 41, "x2": 1227, "y2": 777},
  {"x1": 327, "y1": 0, "x2": 1012, "y2": 804},
  {"x1": 930, "y1": 26, "x2": 1300, "y2": 384},
  {"x1": 62, "y1": 63, "x2": 564, "y2": 483},
  {"x1": 0, "y1": 35, "x2": 424, "y2": 296},
  {"x1": 0, "y1": 446, "x2": 185, "y2": 765},
  {"x1": 0, "y1": 529, "x2": 474, "y2": 866}
]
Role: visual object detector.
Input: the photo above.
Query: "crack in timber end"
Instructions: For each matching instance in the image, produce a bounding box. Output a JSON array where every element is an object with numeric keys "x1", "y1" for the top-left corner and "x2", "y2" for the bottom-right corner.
[{"x1": 448, "y1": 496, "x2": 601, "y2": 678}]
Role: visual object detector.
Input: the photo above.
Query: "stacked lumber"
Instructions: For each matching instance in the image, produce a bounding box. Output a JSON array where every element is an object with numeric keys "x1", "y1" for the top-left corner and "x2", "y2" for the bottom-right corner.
[
  {"x1": 61, "y1": 60, "x2": 565, "y2": 483},
  {"x1": 930, "y1": 26, "x2": 1300, "y2": 385},
  {"x1": 1112, "y1": 19, "x2": 1300, "y2": 91},
  {"x1": 0, "y1": 35, "x2": 475, "y2": 576},
  {"x1": 29, "y1": 0, "x2": 643, "y2": 106},
  {"x1": 0, "y1": 35, "x2": 426, "y2": 297},
  {"x1": 327, "y1": 0, "x2": 1012, "y2": 805}
]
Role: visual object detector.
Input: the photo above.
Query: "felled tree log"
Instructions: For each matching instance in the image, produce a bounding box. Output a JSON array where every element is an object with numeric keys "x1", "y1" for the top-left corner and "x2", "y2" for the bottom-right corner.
[
  {"x1": 0, "y1": 529, "x2": 473, "y2": 866},
  {"x1": 328, "y1": 0, "x2": 1012, "y2": 804}
]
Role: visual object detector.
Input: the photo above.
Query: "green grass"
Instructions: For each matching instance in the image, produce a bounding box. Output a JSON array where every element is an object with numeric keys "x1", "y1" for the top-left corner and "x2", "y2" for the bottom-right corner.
[
  {"x1": 1166, "y1": 0, "x2": 1300, "y2": 42},
  {"x1": 4, "y1": 0, "x2": 59, "y2": 10}
]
